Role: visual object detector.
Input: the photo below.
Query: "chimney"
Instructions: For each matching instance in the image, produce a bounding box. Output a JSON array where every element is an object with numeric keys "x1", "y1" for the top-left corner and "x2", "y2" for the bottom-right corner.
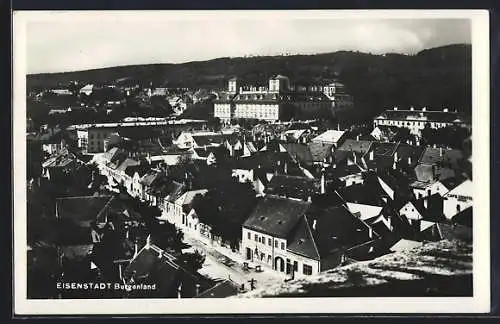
[
  {"x1": 320, "y1": 171, "x2": 326, "y2": 194},
  {"x1": 443, "y1": 108, "x2": 449, "y2": 112},
  {"x1": 410, "y1": 106, "x2": 414, "y2": 111},
  {"x1": 177, "y1": 283, "x2": 182, "y2": 299},
  {"x1": 312, "y1": 219, "x2": 317, "y2": 230},
  {"x1": 393, "y1": 106, "x2": 398, "y2": 111},
  {"x1": 356, "y1": 135, "x2": 360, "y2": 141},
  {"x1": 422, "y1": 107, "x2": 427, "y2": 112},
  {"x1": 145, "y1": 235, "x2": 151, "y2": 249},
  {"x1": 369, "y1": 150, "x2": 374, "y2": 161},
  {"x1": 392, "y1": 161, "x2": 397, "y2": 170},
  {"x1": 196, "y1": 283, "x2": 201, "y2": 296},
  {"x1": 337, "y1": 123, "x2": 340, "y2": 131},
  {"x1": 353, "y1": 153, "x2": 357, "y2": 164},
  {"x1": 368, "y1": 227, "x2": 373, "y2": 239},
  {"x1": 408, "y1": 156, "x2": 412, "y2": 165},
  {"x1": 423, "y1": 198, "x2": 429, "y2": 209},
  {"x1": 439, "y1": 147, "x2": 443, "y2": 157},
  {"x1": 284, "y1": 162, "x2": 288, "y2": 174}
]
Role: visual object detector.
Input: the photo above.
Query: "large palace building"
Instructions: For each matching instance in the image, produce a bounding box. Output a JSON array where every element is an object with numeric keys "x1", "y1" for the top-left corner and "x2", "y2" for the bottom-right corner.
[{"x1": 213, "y1": 75, "x2": 333, "y2": 123}]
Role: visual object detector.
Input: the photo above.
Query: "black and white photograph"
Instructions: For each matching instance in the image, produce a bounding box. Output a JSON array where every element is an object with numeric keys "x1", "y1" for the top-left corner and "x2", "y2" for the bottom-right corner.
[{"x1": 13, "y1": 10, "x2": 490, "y2": 314}]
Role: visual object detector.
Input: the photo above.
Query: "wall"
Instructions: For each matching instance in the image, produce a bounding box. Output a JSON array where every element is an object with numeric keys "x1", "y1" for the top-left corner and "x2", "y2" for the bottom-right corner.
[{"x1": 241, "y1": 227, "x2": 287, "y2": 271}]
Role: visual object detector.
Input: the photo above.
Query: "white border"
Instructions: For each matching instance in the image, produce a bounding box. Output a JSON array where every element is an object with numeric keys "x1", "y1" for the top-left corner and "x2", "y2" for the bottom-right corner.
[{"x1": 13, "y1": 10, "x2": 490, "y2": 315}]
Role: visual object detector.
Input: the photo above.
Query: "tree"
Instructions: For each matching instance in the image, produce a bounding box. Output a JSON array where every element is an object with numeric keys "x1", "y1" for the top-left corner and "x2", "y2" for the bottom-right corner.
[{"x1": 179, "y1": 250, "x2": 206, "y2": 273}]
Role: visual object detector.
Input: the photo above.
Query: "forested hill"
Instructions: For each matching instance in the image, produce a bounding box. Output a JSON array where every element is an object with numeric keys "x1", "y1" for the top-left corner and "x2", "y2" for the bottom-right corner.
[{"x1": 27, "y1": 44, "x2": 471, "y2": 121}]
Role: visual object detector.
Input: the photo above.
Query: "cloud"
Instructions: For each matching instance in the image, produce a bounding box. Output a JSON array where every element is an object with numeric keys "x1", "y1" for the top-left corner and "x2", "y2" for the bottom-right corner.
[{"x1": 24, "y1": 15, "x2": 471, "y2": 73}]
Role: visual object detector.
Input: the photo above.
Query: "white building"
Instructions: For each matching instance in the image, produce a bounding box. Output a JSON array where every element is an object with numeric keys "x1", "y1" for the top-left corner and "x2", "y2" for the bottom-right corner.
[
  {"x1": 214, "y1": 75, "x2": 330, "y2": 123},
  {"x1": 373, "y1": 107, "x2": 469, "y2": 136},
  {"x1": 443, "y1": 180, "x2": 473, "y2": 220}
]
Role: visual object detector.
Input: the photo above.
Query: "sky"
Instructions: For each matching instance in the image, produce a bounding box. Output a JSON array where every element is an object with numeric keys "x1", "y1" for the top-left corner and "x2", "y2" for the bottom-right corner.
[{"x1": 23, "y1": 12, "x2": 471, "y2": 74}]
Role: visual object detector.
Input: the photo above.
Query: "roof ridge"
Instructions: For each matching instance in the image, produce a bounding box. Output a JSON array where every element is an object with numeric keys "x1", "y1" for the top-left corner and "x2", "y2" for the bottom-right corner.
[{"x1": 303, "y1": 215, "x2": 321, "y2": 260}]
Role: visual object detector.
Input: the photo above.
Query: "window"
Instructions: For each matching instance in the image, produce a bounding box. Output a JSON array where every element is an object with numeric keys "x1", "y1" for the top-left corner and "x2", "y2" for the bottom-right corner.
[
  {"x1": 274, "y1": 241, "x2": 278, "y2": 248},
  {"x1": 303, "y1": 264, "x2": 313, "y2": 275},
  {"x1": 293, "y1": 261, "x2": 298, "y2": 271},
  {"x1": 280, "y1": 242, "x2": 285, "y2": 250},
  {"x1": 254, "y1": 234, "x2": 258, "y2": 242},
  {"x1": 258, "y1": 237, "x2": 261, "y2": 243},
  {"x1": 248, "y1": 232, "x2": 251, "y2": 240},
  {"x1": 268, "y1": 238, "x2": 272, "y2": 246}
]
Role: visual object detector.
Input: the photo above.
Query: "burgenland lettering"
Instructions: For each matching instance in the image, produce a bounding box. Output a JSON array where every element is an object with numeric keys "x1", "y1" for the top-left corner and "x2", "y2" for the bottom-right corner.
[{"x1": 56, "y1": 282, "x2": 157, "y2": 291}]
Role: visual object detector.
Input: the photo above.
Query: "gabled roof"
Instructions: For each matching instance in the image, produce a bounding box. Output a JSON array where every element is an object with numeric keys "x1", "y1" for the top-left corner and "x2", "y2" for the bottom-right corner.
[
  {"x1": 243, "y1": 196, "x2": 311, "y2": 238},
  {"x1": 56, "y1": 195, "x2": 114, "y2": 223},
  {"x1": 192, "y1": 134, "x2": 224, "y2": 147},
  {"x1": 288, "y1": 206, "x2": 375, "y2": 260},
  {"x1": 444, "y1": 179, "x2": 473, "y2": 197},
  {"x1": 389, "y1": 239, "x2": 422, "y2": 253},
  {"x1": 165, "y1": 181, "x2": 187, "y2": 203},
  {"x1": 140, "y1": 171, "x2": 161, "y2": 187},
  {"x1": 337, "y1": 139, "x2": 373, "y2": 154},
  {"x1": 311, "y1": 130, "x2": 346, "y2": 145},
  {"x1": 177, "y1": 189, "x2": 209, "y2": 207},
  {"x1": 197, "y1": 279, "x2": 239, "y2": 298},
  {"x1": 282, "y1": 143, "x2": 313, "y2": 166},
  {"x1": 419, "y1": 147, "x2": 464, "y2": 166},
  {"x1": 338, "y1": 183, "x2": 387, "y2": 206},
  {"x1": 116, "y1": 158, "x2": 140, "y2": 172},
  {"x1": 346, "y1": 203, "x2": 383, "y2": 222},
  {"x1": 414, "y1": 164, "x2": 456, "y2": 183},
  {"x1": 308, "y1": 142, "x2": 334, "y2": 162}
]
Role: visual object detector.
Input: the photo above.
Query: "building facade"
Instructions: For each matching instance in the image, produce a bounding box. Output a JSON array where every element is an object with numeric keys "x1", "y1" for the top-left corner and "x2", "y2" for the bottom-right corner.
[
  {"x1": 214, "y1": 75, "x2": 331, "y2": 123},
  {"x1": 373, "y1": 107, "x2": 469, "y2": 136}
]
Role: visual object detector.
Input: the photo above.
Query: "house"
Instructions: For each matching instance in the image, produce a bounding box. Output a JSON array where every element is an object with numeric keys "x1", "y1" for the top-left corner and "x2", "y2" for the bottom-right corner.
[
  {"x1": 370, "y1": 126, "x2": 400, "y2": 142},
  {"x1": 346, "y1": 202, "x2": 393, "y2": 233},
  {"x1": 192, "y1": 147, "x2": 219, "y2": 165},
  {"x1": 399, "y1": 194, "x2": 444, "y2": 228},
  {"x1": 311, "y1": 130, "x2": 346, "y2": 147},
  {"x1": 41, "y1": 148, "x2": 79, "y2": 181},
  {"x1": 410, "y1": 176, "x2": 463, "y2": 200},
  {"x1": 122, "y1": 240, "x2": 201, "y2": 298},
  {"x1": 442, "y1": 179, "x2": 473, "y2": 220},
  {"x1": 280, "y1": 129, "x2": 311, "y2": 143},
  {"x1": 241, "y1": 196, "x2": 311, "y2": 273},
  {"x1": 289, "y1": 205, "x2": 377, "y2": 276},
  {"x1": 163, "y1": 188, "x2": 206, "y2": 231},
  {"x1": 174, "y1": 131, "x2": 225, "y2": 149},
  {"x1": 55, "y1": 195, "x2": 115, "y2": 263}
]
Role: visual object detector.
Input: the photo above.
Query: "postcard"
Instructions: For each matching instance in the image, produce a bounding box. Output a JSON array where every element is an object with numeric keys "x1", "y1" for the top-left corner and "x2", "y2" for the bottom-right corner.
[{"x1": 13, "y1": 9, "x2": 490, "y2": 315}]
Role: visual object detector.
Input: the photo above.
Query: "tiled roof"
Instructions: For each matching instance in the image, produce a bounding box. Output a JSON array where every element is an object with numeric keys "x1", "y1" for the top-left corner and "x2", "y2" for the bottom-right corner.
[
  {"x1": 282, "y1": 143, "x2": 313, "y2": 166},
  {"x1": 337, "y1": 139, "x2": 373, "y2": 154},
  {"x1": 197, "y1": 279, "x2": 239, "y2": 298},
  {"x1": 265, "y1": 175, "x2": 320, "y2": 201},
  {"x1": 288, "y1": 206, "x2": 375, "y2": 260},
  {"x1": 308, "y1": 142, "x2": 334, "y2": 162},
  {"x1": 311, "y1": 130, "x2": 346, "y2": 145},
  {"x1": 418, "y1": 147, "x2": 464, "y2": 166},
  {"x1": 192, "y1": 134, "x2": 224, "y2": 147},
  {"x1": 178, "y1": 189, "x2": 209, "y2": 207},
  {"x1": 243, "y1": 196, "x2": 311, "y2": 238},
  {"x1": 338, "y1": 183, "x2": 387, "y2": 206},
  {"x1": 414, "y1": 164, "x2": 456, "y2": 183},
  {"x1": 56, "y1": 195, "x2": 114, "y2": 223}
]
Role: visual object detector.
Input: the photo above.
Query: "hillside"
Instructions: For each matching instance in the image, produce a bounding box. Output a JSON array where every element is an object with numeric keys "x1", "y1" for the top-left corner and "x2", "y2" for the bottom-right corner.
[
  {"x1": 234, "y1": 240, "x2": 472, "y2": 298},
  {"x1": 27, "y1": 44, "x2": 471, "y2": 121}
]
